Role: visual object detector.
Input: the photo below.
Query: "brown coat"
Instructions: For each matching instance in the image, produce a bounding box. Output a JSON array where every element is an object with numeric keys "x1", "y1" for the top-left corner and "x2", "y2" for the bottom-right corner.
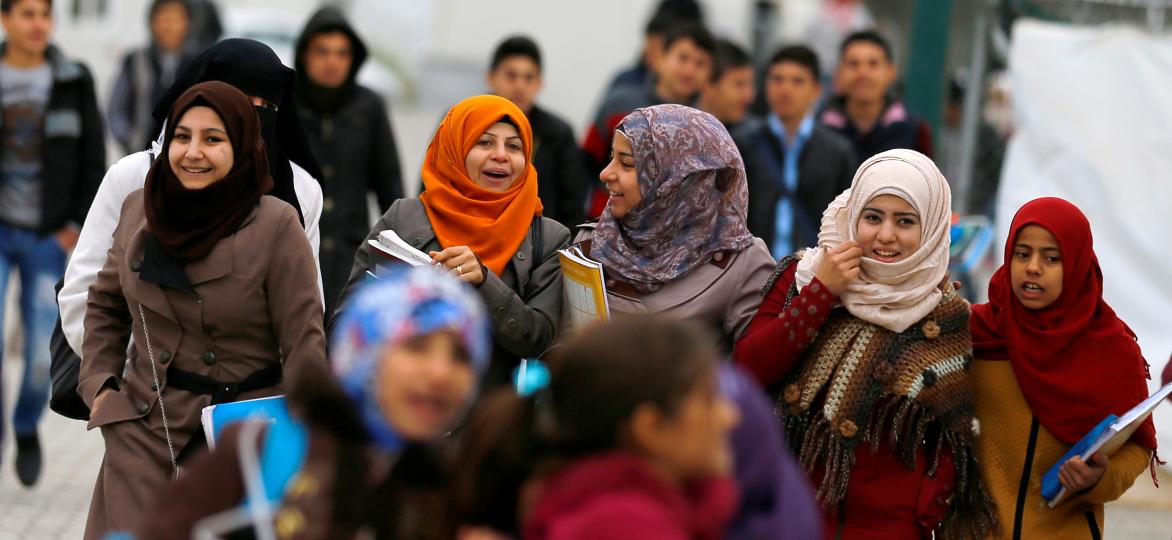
[{"x1": 80, "y1": 190, "x2": 327, "y2": 538}]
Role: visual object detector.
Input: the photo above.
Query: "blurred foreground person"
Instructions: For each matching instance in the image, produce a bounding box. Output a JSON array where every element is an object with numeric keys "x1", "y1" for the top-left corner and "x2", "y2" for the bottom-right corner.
[
  {"x1": 456, "y1": 317, "x2": 741, "y2": 539},
  {"x1": 135, "y1": 267, "x2": 489, "y2": 540}
]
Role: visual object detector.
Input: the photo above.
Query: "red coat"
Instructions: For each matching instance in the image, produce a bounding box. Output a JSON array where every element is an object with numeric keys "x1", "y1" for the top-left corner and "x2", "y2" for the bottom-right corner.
[
  {"x1": 733, "y1": 262, "x2": 956, "y2": 539},
  {"x1": 523, "y1": 452, "x2": 738, "y2": 540}
]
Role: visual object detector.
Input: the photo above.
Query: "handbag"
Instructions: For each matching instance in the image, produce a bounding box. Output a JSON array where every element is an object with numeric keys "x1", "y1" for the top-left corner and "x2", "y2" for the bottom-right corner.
[{"x1": 49, "y1": 278, "x2": 90, "y2": 421}]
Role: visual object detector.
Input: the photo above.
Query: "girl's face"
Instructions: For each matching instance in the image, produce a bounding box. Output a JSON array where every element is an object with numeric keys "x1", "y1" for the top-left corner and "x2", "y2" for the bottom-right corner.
[
  {"x1": 169, "y1": 105, "x2": 234, "y2": 190},
  {"x1": 464, "y1": 121, "x2": 526, "y2": 192},
  {"x1": 1010, "y1": 224, "x2": 1064, "y2": 310},
  {"x1": 599, "y1": 131, "x2": 642, "y2": 218},
  {"x1": 376, "y1": 330, "x2": 477, "y2": 441},
  {"x1": 633, "y1": 369, "x2": 740, "y2": 482},
  {"x1": 856, "y1": 194, "x2": 922, "y2": 263}
]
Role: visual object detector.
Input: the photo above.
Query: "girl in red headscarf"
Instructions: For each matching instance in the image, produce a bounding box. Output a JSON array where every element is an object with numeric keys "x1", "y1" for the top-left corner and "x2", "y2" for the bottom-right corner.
[{"x1": 970, "y1": 197, "x2": 1157, "y2": 539}]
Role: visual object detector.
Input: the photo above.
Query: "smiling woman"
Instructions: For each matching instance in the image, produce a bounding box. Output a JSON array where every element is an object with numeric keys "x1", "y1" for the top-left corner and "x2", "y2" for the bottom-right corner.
[
  {"x1": 465, "y1": 120, "x2": 526, "y2": 192},
  {"x1": 168, "y1": 105, "x2": 235, "y2": 189},
  {"x1": 734, "y1": 149, "x2": 997, "y2": 538},
  {"x1": 81, "y1": 81, "x2": 326, "y2": 538},
  {"x1": 333, "y1": 95, "x2": 570, "y2": 393}
]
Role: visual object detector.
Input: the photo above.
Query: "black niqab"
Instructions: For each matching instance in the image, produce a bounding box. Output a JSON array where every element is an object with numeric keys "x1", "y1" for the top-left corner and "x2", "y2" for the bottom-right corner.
[{"x1": 153, "y1": 38, "x2": 323, "y2": 224}]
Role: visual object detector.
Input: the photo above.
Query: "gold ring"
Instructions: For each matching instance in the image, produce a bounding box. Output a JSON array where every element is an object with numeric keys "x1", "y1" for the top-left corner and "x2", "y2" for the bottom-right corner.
[{"x1": 457, "y1": 264, "x2": 464, "y2": 274}]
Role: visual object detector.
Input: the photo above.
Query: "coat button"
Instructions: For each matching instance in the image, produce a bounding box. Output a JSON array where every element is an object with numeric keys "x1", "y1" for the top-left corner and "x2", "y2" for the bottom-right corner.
[
  {"x1": 322, "y1": 238, "x2": 335, "y2": 250},
  {"x1": 150, "y1": 382, "x2": 158, "y2": 391},
  {"x1": 323, "y1": 197, "x2": 335, "y2": 212},
  {"x1": 506, "y1": 318, "x2": 517, "y2": 329},
  {"x1": 516, "y1": 252, "x2": 526, "y2": 260},
  {"x1": 202, "y1": 351, "x2": 216, "y2": 366},
  {"x1": 137, "y1": 403, "x2": 149, "y2": 415},
  {"x1": 412, "y1": 237, "x2": 422, "y2": 246},
  {"x1": 495, "y1": 306, "x2": 505, "y2": 314},
  {"x1": 129, "y1": 260, "x2": 142, "y2": 272},
  {"x1": 322, "y1": 165, "x2": 334, "y2": 179},
  {"x1": 159, "y1": 351, "x2": 172, "y2": 364}
]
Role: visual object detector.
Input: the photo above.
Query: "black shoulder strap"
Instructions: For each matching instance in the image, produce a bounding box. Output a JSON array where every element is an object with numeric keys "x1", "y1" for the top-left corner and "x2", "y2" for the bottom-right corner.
[{"x1": 531, "y1": 216, "x2": 544, "y2": 263}]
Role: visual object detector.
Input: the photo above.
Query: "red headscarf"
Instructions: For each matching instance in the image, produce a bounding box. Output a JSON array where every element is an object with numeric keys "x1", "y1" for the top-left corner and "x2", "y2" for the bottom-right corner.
[
  {"x1": 419, "y1": 95, "x2": 542, "y2": 275},
  {"x1": 971, "y1": 198, "x2": 1155, "y2": 448}
]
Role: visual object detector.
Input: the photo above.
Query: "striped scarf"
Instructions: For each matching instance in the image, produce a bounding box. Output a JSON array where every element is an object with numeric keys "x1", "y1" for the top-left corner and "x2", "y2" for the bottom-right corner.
[{"x1": 776, "y1": 276, "x2": 996, "y2": 538}]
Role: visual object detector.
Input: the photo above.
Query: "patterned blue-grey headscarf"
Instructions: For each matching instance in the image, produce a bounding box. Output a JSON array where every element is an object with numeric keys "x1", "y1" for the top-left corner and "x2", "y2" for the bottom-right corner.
[
  {"x1": 592, "y1": 104, "x2": 754, "y2": 293},
  {"x1": 329, "y1": 267, "x2": 490, "y2": 451}
]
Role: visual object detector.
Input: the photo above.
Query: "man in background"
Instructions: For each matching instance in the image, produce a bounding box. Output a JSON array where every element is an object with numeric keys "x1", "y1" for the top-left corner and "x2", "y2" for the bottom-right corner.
[
  {"x1": 0, "y1": 0, "x2": 105, "y2": 487},
  {"x1": 487, "y1": 35, "x2": 588, "y2": 229},
  {"x1": 697, "y1": 38, "x2": 755, "y2": 134},
  {"x1": 294, "y1": 6, "x2": 402, "y2": 317},
  {"x1": 107, "y1": 0, "x2": 197, "y2": 154},
  {"x1": 736, "y1": 45, "x2": 854, "y2": 258},
  {"x1": 820, "y1": 30, "x2": 932, "y2": 165}
]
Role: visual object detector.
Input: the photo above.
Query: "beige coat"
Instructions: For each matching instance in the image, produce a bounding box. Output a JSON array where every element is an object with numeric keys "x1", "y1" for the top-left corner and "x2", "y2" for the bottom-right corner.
[
  {"x1": 80, "y1": 190, "x2": 326, "y2": 538},
  {"x1": 574, "y1": 224, "x2": 776, "y2": 344}
]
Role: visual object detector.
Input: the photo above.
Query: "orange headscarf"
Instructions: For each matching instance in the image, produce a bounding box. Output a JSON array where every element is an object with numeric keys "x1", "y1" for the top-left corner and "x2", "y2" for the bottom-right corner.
[{"x1": 419, "y1": 95, "x2": 543, "y2": 275}]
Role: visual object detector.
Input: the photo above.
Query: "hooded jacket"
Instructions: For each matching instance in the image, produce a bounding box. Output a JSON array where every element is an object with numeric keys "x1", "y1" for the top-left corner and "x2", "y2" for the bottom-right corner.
[{"x1": 294, "y1": 7, "x2": 403, "y2": 316}]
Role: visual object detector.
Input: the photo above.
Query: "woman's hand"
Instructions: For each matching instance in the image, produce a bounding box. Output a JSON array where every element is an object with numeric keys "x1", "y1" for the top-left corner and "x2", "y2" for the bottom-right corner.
[
  {"x1": 93, "y1": 384, "x2": 115, "y2": 412},
  {"x1": 814, "y1": 241, "x2": 862, "y2": 296},
  {"x1": 1059, "y1": 452, "x2": 1109, "y2": 493},
  {"x1": 430, "y1": 246, "x2": 486, "y2": 286}
]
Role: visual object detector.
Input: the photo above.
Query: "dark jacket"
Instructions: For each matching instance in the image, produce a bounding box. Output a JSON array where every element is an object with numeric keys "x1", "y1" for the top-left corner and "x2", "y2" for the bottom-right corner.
[
  {"x1": 524, "y1": 452, "x2": 738, "y2": 540},
  {"x1": 735, "y1": 120, "x2": 855, "y2": 253},
  {"x1": 528, "y1": 104, "x2": 588, "y2": 229},
  {"x1": 0, "y1": 43, "x2": 105, "y2": 233},
  {"x1": 294, "y1": 7, "x2": 403, "y2": 316},
  {"x1": 820, "y1": 98, "x2": 933, "y2": 168},
  {"x1": 333, "y1": 198, "x2": 569, "y2": 391}
]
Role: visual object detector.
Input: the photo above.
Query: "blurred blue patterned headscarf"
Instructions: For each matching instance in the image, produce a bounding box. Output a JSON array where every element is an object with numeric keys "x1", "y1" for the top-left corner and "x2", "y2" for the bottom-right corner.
[
  {"x1": 593, "y1": 104, "x2": 754, "y2": 293},
  {"x1": 330, "y1": 267, "x2": 491, "y2": 451}
]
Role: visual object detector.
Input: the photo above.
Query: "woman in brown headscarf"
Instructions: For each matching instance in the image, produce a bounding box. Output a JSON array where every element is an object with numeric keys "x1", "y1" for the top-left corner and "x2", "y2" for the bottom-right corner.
[
  {"x1": 79, "y1": 81, "x2": 327, "y2": 539},
  {"x1": 334, "y1": 94, "x2": 570, "y2": 391}
]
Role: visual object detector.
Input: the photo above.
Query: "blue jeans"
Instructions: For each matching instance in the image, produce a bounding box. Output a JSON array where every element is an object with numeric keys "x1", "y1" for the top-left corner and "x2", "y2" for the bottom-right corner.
[{"x1": 0, "y1": 222, "x2": 65, "y2": 439}]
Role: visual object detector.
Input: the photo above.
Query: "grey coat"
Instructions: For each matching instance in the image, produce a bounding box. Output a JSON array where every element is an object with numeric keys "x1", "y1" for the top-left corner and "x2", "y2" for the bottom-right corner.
[
  {"x1": 333, "y1": 198, "x2": 570, "y2": 389},
  {"x1": 574, "y1": 224, "x2": 776, "y2": 346}
]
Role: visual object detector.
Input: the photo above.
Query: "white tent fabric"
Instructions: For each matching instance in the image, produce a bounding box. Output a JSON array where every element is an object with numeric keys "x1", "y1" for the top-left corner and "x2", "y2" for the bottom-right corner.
[{"x1": 999, "y1": 19, "x2": 1172, "y2": 453}]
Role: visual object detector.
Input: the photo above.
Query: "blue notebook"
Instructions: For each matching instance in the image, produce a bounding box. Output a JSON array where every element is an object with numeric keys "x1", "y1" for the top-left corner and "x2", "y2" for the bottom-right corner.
[
  {"x1": 1041, "y1": 380, "x2": 1172, "y2": 507},
  {"x1": 200, "y1": 395, "x2": 289, "y2": 448},
  {"x1": 1040, "y1": 415, "x2": 1115, "y2": 505}
]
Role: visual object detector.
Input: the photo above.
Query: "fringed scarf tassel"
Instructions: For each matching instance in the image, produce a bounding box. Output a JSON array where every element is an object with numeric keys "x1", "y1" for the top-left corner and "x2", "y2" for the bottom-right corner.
[{"x1": 937, "y1": 431, "x2": 999, "y2": 539}]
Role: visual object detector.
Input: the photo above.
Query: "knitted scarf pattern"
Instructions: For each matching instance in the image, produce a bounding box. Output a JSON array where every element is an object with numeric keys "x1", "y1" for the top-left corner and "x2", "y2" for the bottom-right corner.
[{"x1": 773, "y1": 262, "x2": 995, "y2": 538}]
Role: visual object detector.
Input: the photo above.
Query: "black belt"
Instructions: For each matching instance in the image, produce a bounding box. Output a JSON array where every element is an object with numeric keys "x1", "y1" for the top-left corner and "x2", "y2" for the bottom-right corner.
[{"x1": 166, "y1": 362, "x2": 282, "y2": 404}]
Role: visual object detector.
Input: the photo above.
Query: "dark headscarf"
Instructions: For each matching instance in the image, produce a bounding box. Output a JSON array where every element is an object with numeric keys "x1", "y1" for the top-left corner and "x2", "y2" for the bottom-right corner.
[
  {"x1": 294, "y1": 6, "x2": 368, "y2": 113},
  {"x1": 971, "y1": 197, "x2": 1156, "y2": 449},
  {"x1": 592, "y1": 104, "x2": 754, "y2": 293},
  {"x1": 144, "y1": 81, "x2": 273, "y2": 263},
  {"x1": 153, "y1": 38, "x2": 322, "y2": 223}
]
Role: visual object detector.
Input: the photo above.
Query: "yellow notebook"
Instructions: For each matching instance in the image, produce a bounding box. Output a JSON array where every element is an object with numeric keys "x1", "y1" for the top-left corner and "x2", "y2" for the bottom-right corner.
[{"x1": 557, "y1": 247, "x2": 610, "y2": 325}]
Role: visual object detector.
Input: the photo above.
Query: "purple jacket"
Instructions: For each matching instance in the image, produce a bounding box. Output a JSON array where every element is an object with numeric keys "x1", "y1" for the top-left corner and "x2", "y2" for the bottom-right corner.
[{"x1": 720, "y1": 364, "x2": 822, "y2": 540}]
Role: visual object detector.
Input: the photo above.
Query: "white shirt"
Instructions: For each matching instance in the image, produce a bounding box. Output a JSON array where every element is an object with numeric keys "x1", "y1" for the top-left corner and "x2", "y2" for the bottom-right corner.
[{"x1": 58, "y1": 148, "x2": 324, "y2": 357}]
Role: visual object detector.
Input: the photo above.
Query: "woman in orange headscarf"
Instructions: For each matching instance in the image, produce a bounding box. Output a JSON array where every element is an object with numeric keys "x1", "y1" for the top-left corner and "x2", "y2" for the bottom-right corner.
[{"x1": 334, "y1": 95, "x2": 570, "y2": 390}]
